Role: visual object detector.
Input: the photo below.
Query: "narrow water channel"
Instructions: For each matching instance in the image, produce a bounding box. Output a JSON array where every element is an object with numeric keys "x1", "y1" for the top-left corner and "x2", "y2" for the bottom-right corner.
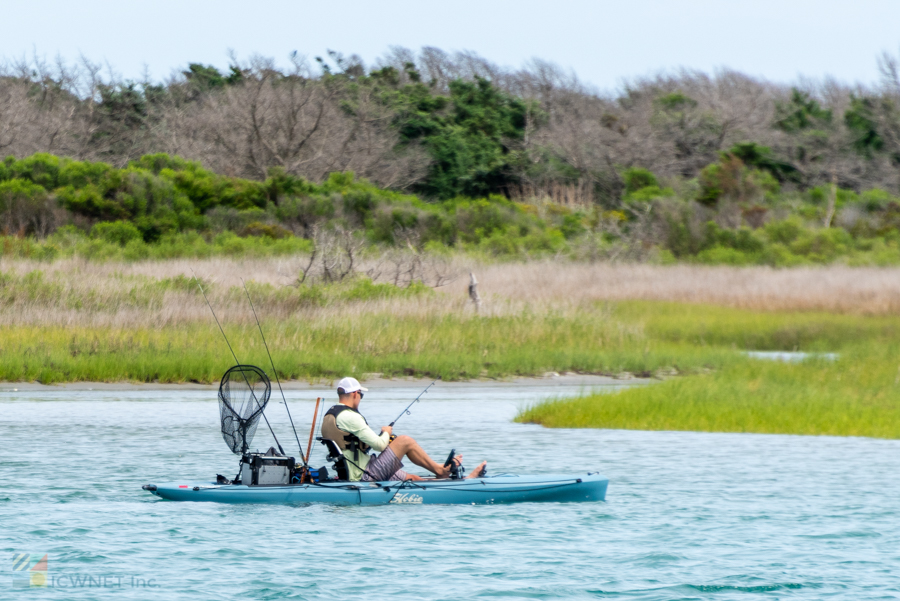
[{"x1": 1, "y1": 381, "x2": 897, "y2": 599}]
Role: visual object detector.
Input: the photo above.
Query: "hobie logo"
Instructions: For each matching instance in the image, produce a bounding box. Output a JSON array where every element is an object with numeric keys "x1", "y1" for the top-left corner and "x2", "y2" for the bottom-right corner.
[
  {"x1": 12, "y1": 553, "x2": 48, "y2": 588},
  {"x1": 390, "y1": 493, "x2": 423, "y2": 504}
]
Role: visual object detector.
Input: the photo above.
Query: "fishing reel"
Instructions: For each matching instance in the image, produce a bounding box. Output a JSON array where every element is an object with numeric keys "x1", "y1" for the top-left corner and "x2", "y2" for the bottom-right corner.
[{"x1": 443, "y1": 448, "x2": 464, "y2": 480}]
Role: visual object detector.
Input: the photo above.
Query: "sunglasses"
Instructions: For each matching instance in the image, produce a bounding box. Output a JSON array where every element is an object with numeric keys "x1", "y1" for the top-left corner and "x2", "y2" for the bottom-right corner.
[{"x1": 356, "y1": 391, "x2": 364, "y2": 399}]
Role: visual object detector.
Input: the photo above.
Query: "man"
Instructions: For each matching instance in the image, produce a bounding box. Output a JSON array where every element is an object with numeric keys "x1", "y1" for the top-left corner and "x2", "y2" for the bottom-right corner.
[{"x1": 321, "y1": 377, "x2": 486, "y2": 482}]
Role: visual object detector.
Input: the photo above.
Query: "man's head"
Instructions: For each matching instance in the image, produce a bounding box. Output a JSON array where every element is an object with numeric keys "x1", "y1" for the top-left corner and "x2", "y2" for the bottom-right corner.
[{"x1": 336, "y1": 377, "x2": 368, "y2": 409}]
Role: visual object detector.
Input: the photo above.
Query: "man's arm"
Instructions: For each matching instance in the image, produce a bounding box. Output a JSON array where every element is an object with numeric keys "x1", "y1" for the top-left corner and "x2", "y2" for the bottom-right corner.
[{"x1": 335, "y1": 412, "x2": 390, "y2": 452}]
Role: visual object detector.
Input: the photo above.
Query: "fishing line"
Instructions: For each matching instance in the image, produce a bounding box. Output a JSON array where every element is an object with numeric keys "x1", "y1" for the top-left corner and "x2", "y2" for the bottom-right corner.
[
  {"x1": 191, "y1": 270, "x2": 285, "y2": 455},
  {"x1": 241, "y1": 279, "x2": 306, "y2": 466}
]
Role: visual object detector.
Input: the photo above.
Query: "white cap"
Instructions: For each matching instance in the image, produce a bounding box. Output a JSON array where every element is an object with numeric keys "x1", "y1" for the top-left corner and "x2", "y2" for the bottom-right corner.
[{"x1": 336, "y1": 377, "x2": 368, "y2": 394}]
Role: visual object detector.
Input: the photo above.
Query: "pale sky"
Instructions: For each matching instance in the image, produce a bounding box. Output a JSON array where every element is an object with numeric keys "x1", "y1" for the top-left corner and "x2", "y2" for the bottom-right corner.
[{"x1": 4, "y1": 0, "x2": 899, "y2": 92}]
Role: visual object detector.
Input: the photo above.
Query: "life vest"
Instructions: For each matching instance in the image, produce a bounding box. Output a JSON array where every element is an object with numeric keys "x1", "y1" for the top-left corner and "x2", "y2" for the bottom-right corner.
[{"x1": 321, "y1": 404, "x2": 371, "y2": 462}]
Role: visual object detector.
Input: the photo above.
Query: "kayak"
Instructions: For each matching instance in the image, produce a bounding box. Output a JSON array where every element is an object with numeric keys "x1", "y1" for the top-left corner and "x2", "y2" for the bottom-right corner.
[
  {"x1": 145, "y1": 365, "x2": 609, "y2": 506},
  {"x1": 142, "y1": 473, "x2": 608, "y2": 505}
]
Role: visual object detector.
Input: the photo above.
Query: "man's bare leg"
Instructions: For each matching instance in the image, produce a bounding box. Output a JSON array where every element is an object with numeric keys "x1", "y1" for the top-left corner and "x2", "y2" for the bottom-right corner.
[
  {"x1": 388, "y1": 435, "x2": 448, "y2": 476},
  {"x1": 388, "y1": 435, "x2": 487, "y2": 479}
]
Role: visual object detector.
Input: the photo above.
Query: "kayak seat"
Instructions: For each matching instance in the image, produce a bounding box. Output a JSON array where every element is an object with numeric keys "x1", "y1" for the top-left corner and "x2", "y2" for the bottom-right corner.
[{"x1": 316, "y1": 437, "x2": 350, "y2": 481}]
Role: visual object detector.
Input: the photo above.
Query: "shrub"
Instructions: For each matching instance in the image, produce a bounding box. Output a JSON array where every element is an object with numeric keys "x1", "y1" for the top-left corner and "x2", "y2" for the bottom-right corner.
[
  {"x1": 559, "y1": 213, "x2": 587, "y2": 239},
  {"x1": 625, "y1": 185, "x2": 674, "y2": 204},
  {"x1": 91, "y1": 221, "x2": 143, "y2": 246},
  {"x1": 242, "y1": 222, "x2": 292, "y2": 239},
  {"x1": 622, "y1": 168, "x2": 658, "y2": 194},
  {"x1": 761, "y1": 243, "x2": 807, "y2": 267},
  {"x1": 275, "y1": 194, "x2": 336, "y2": 236},
  {"x1": 0, "y1": 179, "x2": 56, "y2": 236},
  {"x1": 695, "y1": 246, "x2": 759, "y2": 265},
  {"x1": 705, "y1": 224, "x2": 765, "y2": 254},
  {"x1": 789, "y1": 228, "x2": 852, "y2": 262},
  {"x1": 859, "y1": 189, "x2": 895, "y2": 212},
  {"x1": 764, "y1": 218, "x2": 804, "y2": 245},
  {"x1": 698, "y1": 156, "x2": 779, "y2": 206},
  {"x1": 6, "y1": 153, "x2": 62, "y2": 189}
]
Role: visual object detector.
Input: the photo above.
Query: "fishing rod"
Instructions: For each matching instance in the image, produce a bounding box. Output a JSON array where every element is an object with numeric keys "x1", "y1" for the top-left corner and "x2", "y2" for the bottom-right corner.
[
  {"x1": 241, "y1": 278, "x2": 307, "y2": 466},
  {"x1": 389, "y1": 378, "x2": 439, "y2": 427},
  {"x1": 191, "y1": 270, "x2": 285, "y2": 456}
]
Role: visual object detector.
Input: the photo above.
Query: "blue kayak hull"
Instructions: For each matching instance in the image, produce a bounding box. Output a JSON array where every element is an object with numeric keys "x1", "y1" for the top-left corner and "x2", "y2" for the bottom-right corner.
[{"x1": 144, "y1": 474, "x2": 608, "y2": 505}]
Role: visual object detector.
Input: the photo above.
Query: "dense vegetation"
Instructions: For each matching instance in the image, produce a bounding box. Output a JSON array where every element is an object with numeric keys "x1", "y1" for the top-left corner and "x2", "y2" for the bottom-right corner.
[
  {"x1": 0, "y1": 152, "x2": 575, "y2": 261},
  {"x1": 3, "y1": 150, "x2": 900, "y2": 266},
  {"x1": 516, "y1": 302, "x2": 900, "y2": 439},
  {"x1": 5, "y1": 48, "x2": 900, "y2": 264}
]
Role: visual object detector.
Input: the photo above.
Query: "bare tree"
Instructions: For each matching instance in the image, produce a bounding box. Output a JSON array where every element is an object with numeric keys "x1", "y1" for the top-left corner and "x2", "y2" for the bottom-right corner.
[
  {"x1": 297, "y1": 226, "x2": 365, "y2": 284},
  {"x1": 365, "y1": 229, "x2": 458, "y2": 288},
  {"x1": 164, "y1": 56, "x2": 425, "y2": 187}
]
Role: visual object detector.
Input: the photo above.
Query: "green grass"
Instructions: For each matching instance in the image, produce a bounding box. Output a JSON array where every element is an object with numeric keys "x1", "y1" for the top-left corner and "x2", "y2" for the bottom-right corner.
[
  {"x1": 7, "y1": 274, "x2": 900, "y2": 441},
  {"x1": 0, "y1": 309, "x2": 735, "y2": 384},
  {"x1": 516, "y1": 349, "x2": 900, "y2": 438},
  {"x1": 516, "y1": 304, "x2": 900, "y2": 438},
  {"x1": 614, "y1": 301, "x2": 900, "y2": 351}
]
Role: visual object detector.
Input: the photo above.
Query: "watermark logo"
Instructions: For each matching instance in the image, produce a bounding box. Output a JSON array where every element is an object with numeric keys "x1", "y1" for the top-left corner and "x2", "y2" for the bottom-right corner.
[
  {"x1": 10, "y1": 553, "x2": 157, "y2": 589},
  {"x1": 12, "y1": 553, "x2": 48, "y2": 588}
]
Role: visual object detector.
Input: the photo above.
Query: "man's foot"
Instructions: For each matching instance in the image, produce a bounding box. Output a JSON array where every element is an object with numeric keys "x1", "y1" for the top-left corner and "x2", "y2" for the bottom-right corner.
[
  {"x1": 466, "y1": 461, "x2": 487, "y2": 479},
  {"x1": 436, "y1": 454, "x2": 463, "y2": 478}
]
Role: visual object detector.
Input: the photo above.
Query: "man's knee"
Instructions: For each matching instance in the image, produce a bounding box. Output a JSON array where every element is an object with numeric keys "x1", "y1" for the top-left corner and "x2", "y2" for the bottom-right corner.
[{"x1": 391, "y1": 435, "x2": 416, "y2": 450}]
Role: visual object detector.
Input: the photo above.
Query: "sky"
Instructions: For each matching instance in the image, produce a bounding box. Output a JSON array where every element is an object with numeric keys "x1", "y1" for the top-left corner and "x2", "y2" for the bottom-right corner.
[{"x1": 4, "y1": 0, "x2": 900, "y2": 93}]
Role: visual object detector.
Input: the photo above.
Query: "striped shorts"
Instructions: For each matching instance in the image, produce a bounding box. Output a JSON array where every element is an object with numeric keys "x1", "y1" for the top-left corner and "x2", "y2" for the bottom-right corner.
[{"x1": 361, "y1": 447, "x2": 410, "y2": 482}]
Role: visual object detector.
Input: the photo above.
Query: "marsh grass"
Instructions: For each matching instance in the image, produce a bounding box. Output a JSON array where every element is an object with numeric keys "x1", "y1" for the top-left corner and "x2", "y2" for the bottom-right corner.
[
  {"x1": 516, "y1": 299, "x2": 900, "y2": 438},
  {"x1": 614, "y1": 301, "x2": 900, "y2": 351},
  {"x1": 473, "y1": 262, "x2": 900, "y2": 314},
  {"x1": 0, "y1": 314, "x2": 732, "y2": 384},
  {"x1": 4, "y1": 252, "x2": 900, "y2": 441},
  {"x1": 516, "y1": 347, "x2": 900, "y2": 439},
  {"x1": 7, "y1": 258, "x2": 900, "y2": 323}
]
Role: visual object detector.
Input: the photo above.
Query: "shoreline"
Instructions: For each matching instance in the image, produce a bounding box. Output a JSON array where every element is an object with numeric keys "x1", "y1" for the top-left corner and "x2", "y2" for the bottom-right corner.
[{"x1": 0, "y1": 373, "x2": 653, "y2": 392}]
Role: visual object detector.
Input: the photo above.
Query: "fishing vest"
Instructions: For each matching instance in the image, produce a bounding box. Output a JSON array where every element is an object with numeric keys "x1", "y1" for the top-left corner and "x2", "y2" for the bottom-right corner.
[{"x1": 321, "y1": 404, "x2": 371, "y2": 462}]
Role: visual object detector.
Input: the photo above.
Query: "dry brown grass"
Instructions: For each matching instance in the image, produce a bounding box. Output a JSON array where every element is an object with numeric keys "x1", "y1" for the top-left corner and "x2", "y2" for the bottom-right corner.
[
  {"x1": 0, "y1": 256, "x2": 474, "y2": 328},
  {"x1": 2, "y1": 257, "x2": 900, "y2": 331},
  {"x1": 467, "y1": 262, "x2": 900, "y2": 315}
]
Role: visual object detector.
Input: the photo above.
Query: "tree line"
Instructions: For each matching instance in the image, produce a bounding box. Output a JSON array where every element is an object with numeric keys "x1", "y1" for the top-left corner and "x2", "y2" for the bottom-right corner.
[{"x1": 5, "y1": 46, "x2": 900, "y2": 204}]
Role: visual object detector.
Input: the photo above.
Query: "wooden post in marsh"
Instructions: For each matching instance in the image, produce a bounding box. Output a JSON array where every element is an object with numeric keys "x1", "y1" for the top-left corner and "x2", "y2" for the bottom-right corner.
[
  {"x1": 823, "y1": 173, "x2": 837, "y2": 228},
  {"x1": 468, "y1": 272, "x2": 482, "y2": 313}
]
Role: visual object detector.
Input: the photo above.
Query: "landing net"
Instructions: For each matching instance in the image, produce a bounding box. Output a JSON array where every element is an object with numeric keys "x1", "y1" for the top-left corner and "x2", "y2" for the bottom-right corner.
[{"x1": 218, "y1": 364, "x2": 271, "y2": 454}]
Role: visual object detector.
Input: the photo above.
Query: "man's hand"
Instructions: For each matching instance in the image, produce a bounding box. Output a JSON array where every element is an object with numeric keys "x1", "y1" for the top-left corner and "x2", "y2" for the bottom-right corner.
[{"x1": 381, "y1": 425, "x2": 393, "y2": 436}]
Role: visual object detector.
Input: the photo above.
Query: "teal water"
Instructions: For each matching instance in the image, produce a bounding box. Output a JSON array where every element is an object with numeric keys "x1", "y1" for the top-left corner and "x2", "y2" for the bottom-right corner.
[{"x1": 1, "y1": 382, "x2": 899, "y2": 600}]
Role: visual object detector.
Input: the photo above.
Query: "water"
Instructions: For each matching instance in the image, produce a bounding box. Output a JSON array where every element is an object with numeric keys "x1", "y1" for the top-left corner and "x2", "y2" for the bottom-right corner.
[
  {"x1": 744, "y1": 351, "x2": 839, "y2": 362},
  {"x1": 2, "y1": 381, "x2": 899, "y2": 600}
]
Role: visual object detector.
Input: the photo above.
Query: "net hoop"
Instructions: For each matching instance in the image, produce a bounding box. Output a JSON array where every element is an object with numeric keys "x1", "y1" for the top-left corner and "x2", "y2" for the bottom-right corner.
[{"x1": 218, "y1": 364, "x2": 272, "y2": 455}]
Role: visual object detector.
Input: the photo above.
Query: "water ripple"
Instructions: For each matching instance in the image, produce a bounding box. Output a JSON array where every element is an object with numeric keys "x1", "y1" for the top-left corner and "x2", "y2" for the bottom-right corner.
[{"x1": 2, "y1": 384, "x2": 900, "y2": 599}]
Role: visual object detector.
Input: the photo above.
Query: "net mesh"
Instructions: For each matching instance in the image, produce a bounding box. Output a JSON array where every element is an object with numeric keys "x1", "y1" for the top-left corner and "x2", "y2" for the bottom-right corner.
[{"x1": 218, "y1": 364, "x2": 271, "y2": 454}]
